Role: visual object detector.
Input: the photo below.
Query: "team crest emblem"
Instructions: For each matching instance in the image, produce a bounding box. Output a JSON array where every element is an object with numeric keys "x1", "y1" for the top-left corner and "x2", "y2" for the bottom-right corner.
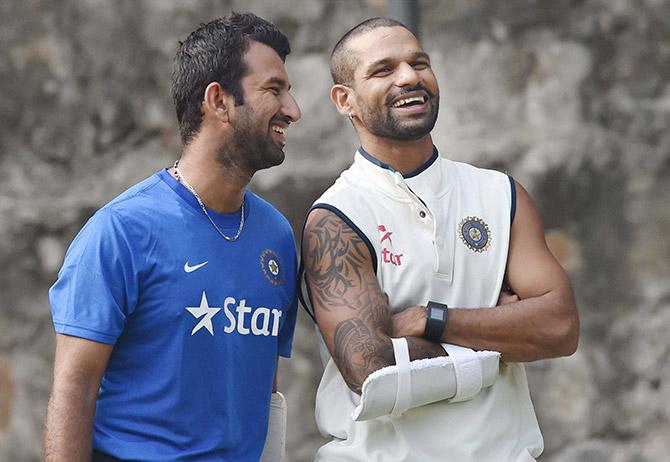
[
  {"x1": 260, "y1": 249, "x2": 282, "y2": 285},
  {"x1": 458, "y1": 216, "x2": 491, "y2": 252}
]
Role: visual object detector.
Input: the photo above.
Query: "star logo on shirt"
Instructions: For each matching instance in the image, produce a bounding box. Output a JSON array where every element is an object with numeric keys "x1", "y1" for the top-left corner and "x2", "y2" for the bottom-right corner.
[{"x1": 185, "y1": 291, "x2": 221, "y2": 335}]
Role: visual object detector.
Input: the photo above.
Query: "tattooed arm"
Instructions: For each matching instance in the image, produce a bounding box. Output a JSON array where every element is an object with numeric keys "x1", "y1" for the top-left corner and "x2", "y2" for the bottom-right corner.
[{"x1": 302, "y1": 208, "x2": 445, "y2": 394}]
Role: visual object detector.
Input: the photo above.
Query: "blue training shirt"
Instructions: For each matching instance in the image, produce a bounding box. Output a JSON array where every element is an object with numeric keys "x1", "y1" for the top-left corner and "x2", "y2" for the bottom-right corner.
[{"x1": 49, "y1": 169, "x2": 298, "y2": 461}]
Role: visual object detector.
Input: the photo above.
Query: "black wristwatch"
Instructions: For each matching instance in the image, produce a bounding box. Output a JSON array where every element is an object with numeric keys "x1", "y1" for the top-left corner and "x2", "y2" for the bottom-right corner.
[{"x1": 423, "y1": 301, "x2": 448, "y2": 342}]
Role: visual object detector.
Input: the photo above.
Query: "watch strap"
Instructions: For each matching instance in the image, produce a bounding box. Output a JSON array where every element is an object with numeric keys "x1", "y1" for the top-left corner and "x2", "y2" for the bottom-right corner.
[{"x1": 424, "y1": 301, "x2": 448, "y2": 342}]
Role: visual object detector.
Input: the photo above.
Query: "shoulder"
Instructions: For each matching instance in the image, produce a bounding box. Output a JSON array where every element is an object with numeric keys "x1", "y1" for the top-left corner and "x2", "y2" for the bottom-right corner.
[
  {"x1": 247, "y1": 190, "x2": 295, "y2": 239},
  {"x1": 313, "y1": 162, "x2": 367, "y2": 205},
  {"x1": 73, "y1": 174, "x2": 165, "y2": 248},
  {"x1": 98, "y1": 172, "x2": 178, "y2": 234},
  {"x1": 104, "y1": 173, "x2": 165, "y2": 217},
  {"x1": 448, "y1": 159, "x2": 508, "y2": 181},
  {"x1": 446, "y1": 159, "x2": 512, "y2": 194}
]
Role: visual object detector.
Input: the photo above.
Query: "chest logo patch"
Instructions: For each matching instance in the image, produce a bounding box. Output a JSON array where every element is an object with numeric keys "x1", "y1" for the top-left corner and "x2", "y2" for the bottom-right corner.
[
  {"x1": 378, "y1": 224, "x2": 404, "y2": 266},
  {"x1": 378, "y1": 224, "x2": 394, "y2": 245},
  {"x1": 260, "y1": 249, "x2": 282, "y2": 285},
  {"x1": 458, "y1": 216, "x2": 492, "y2": 252}
]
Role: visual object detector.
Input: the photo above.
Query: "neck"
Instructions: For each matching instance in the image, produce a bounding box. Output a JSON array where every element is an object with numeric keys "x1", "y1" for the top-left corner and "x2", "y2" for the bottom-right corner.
[
  {"x1": 173, "y1": 138, "x2": 249, "y2": 214},
  {"x1": 358, "y1": 133, "x2": 435, "y2": 175}
]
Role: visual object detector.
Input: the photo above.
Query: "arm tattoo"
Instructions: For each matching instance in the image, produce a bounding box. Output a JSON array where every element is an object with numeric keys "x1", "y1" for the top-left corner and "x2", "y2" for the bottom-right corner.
[
  {"x1": 303, "y1": 212, "x2": 395, "y2": 391},
  {"x1": 304, "y1": 212, "x2": 388, "y2": 318},
  {"x1": 303, "y1": 212, "x2": 446, "y2": 391},
  {"x1": 331, "y1": 328, "x2": 445, "y2": 392},
  {"x1": 333, "y1": 319, "x2": 394, "y2": 394}
]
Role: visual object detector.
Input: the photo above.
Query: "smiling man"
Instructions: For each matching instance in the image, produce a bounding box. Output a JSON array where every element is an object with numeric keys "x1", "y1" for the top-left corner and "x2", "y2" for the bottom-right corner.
[
  {"x1": 45, "y1": 13, "x2": 300, "y2": 462},
  {"x1": 301, "y1": 18, "x2": 579, "y2": 461}
]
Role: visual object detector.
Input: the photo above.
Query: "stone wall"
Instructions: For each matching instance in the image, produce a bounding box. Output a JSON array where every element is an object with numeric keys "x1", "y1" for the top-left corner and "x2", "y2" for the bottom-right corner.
[{"x1": 0, "y1": 0, "x2": 668, "y2": 460}]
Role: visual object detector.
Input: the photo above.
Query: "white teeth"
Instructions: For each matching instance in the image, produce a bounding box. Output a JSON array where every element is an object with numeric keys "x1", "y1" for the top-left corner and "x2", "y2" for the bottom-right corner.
[
  {"x1": 392, "y1": 96, "x2": 426, "y2": 108},
  {"x1": 272, "y1": 126, "x2": 285, "y2": 134}
]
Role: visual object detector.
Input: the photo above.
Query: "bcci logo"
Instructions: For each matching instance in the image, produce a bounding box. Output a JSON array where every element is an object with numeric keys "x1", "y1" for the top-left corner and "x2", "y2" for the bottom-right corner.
[
  {"x1": 458, "y1": 216, "x2": 491, "y2": 252},
  {"x1": 260, "y1": 249, "x2": 282, "y2": 285}
]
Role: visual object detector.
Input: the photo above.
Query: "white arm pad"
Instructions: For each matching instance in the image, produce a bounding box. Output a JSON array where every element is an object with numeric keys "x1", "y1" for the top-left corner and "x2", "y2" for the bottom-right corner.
[
  {"x1": 351, "y1": 345, "x2": 500, "y2": 421},
  {"x1": 260, "y1": 392, "x2": 286, "y2": 462},
  {"x1": 442, "y1": 343, "x2": 483, "y2": 402},
  {"x1": 390, "y1": 338, "x2": 412, "y2": 418}
]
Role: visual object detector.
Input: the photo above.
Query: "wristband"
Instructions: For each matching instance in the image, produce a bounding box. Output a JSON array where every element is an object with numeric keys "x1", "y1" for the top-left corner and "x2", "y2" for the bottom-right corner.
[{"x1": 423, "y1": 301, "x2": 448, "y2": 342}]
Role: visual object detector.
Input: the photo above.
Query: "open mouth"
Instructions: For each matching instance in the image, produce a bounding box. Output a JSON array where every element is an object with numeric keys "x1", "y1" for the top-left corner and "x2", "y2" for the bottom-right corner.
[
  {"x1": 391, "y1": 95, "x2": 427, "y2": 108},
  {"x1": 271, "y1": 124, "x2": 287, "y2": 147}
]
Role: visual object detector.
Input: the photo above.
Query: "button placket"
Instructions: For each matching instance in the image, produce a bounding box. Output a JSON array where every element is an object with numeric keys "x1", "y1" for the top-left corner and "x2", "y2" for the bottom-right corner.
[{"x1": 394, "y1": 171, "x2": 432, "y2": 225}]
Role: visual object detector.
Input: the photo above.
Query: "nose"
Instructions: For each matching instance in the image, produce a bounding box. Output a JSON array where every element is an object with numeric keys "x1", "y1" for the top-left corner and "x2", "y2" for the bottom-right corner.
[
  {"x1": 395, "y1": 62, "x2": 421, "y2": 88},
  {"x1": 281, "y1": 92, "x2": 301, "y2": 123}
]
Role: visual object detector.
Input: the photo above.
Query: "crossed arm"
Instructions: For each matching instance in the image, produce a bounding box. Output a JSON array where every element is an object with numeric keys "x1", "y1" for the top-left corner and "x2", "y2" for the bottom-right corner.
[
  {"x1": 302, "y1": 209, "x2": 446, "y2": 394},
  {"x1": 391, "y1": 182, "x2": 579, "y2": 362},
  {"x1": 303, "y1": 182, "x2": 579, "y2": 394}
]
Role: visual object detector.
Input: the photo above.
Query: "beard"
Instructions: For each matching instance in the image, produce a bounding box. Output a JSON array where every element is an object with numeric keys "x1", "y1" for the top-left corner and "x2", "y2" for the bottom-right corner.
[
  {"x1": 357, "y1": 86, "x2": 439, "y2": 141},
  {"x1": 217, "y1": 105, "x2": 286, "y2": 175}
]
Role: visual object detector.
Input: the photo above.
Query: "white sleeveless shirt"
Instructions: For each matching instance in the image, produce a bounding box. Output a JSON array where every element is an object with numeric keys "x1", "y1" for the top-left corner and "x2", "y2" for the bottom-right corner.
[{"x1": 309, "y1": 148, "x2": 543, "y2": 462}]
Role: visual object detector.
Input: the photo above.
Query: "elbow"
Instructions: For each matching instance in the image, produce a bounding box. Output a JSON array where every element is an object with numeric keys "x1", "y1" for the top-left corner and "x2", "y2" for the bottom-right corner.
[
  {"x1": 551, "y1": 326, "x2": 578, "y2": 358},
  {"x1": 550, "y1": 302, "x2": 580, "y2": 357},
  {"x1": 340, "y1": 364, "x2": 372, "y2": 395},
  {"x1": 343, "y1": 356, "x2": 395, "y2": 395},
  {"x1": 558, "y1": 315, "x2": 579, "y2": 357},
  {"x1": 344, "y1": 377, "x2": 365, "y2": 395},
  {"x1": 340, "y1": 338, "x2": 396, "y2": 395},
  {"x1": 531, "y1": 290, "x2": 579, "y2": 359}
]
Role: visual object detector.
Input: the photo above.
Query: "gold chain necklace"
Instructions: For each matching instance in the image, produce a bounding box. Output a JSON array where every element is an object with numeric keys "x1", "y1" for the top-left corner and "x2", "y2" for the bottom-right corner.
[{"x1": 172, "y1": 160, "x2": 245, "y2": 242}]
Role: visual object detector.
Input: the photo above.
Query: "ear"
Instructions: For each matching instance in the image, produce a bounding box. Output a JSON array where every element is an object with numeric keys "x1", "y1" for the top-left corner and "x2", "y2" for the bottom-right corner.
[
  {"x1": 203, "y1": 82, "x2": 234, "y2": 124},
  {"x1": 330, "y1": 84, "x2": 356, "y2": 119}
]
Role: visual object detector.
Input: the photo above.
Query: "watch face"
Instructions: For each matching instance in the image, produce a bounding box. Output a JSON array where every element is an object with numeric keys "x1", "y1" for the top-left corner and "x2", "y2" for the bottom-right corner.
[{"x1": 429, "y1": 307, "x2": 446, "y2": 321}]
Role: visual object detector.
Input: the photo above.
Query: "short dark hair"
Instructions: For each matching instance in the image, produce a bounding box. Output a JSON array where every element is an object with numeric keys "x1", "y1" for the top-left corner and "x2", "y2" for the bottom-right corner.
[
  {"x1": 330, "y1": 17, "x2": 409, "y2": 86},
  {"x1": 171, "y1": 13, "x2": 291, "y2": 145}
]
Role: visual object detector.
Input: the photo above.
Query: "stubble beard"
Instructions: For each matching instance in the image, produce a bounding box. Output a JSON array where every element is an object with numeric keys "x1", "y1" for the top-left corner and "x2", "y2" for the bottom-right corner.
[
  {"x1": 216, "y1": 105, "x2": 285, "y2": 176},
  {"x1": 358, "y1": 93, "x2": 439, "y2": 142}
]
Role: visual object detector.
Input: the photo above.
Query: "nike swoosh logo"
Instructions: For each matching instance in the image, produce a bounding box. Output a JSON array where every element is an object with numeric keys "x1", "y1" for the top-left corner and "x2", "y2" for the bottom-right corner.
[{"x1": 184, "y1": 261, "x2": 208, "y2": 273}]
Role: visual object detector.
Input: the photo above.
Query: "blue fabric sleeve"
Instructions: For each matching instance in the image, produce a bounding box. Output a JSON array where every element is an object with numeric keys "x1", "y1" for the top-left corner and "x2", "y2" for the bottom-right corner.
[
  {"x1": 277, "y1": 293, "x2": 298, "y2": 358},
  {"x1": 49, "y1": 207, "x2": 141, "y2": 345},
  {"x1": 277, "y1": 241, "x2": 298, "y2": 358}
]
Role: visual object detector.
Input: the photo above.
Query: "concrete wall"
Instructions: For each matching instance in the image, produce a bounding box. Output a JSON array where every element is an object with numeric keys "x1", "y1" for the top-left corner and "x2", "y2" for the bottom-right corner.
[{"x1": 0, "y1": 0, "x2": 668, "y2": 460}]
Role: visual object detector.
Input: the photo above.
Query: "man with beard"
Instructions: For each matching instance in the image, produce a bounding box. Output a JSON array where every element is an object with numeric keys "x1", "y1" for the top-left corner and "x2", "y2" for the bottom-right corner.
[
  {"x1": 45, "y1": 13, "x2": 300, "y2": 462},
  {"x1": 301, "y1": 18, "x2": 579, "y2": 461}
]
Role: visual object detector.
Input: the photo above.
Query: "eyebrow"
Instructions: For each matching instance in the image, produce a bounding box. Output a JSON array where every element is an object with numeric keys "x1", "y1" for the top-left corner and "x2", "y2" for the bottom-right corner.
[
  {"x1": 365, "y1": 51, "x2": 431, "y2": 74},
  {"x1": 264, "y1": 76, "x2": 291, "y2": 91}
]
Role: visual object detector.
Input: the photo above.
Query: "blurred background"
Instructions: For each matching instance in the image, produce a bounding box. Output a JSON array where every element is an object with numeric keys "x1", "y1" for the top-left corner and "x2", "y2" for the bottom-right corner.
[{"x1": 1, "y1": 0, "x2": 669, "y2": 460}]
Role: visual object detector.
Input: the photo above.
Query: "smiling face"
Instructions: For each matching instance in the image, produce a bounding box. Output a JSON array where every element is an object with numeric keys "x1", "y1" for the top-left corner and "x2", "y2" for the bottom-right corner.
[
  {"x1": 345, "y1": 26, "x2": 439, "y2": 141},
  {"x1": 225, "y1": 41, "x2": 301, "y2": 172}
]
